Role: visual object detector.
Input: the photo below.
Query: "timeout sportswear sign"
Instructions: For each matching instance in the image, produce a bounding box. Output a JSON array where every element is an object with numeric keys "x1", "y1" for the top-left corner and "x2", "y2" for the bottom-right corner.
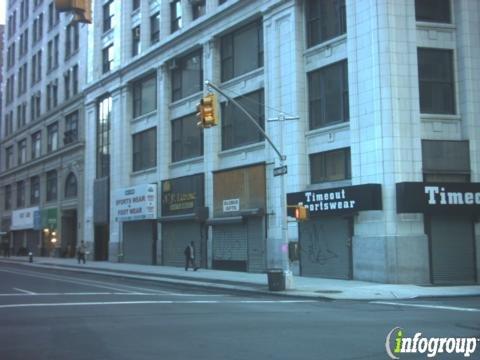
[
  {"x1": 114, "y1": 184, "x2": 157, "y2": 221},
  {"x1": 287, "y1": 184, "x2": 382, "y2": 217},
  {"x1": 396, "y1": 182, "x2": 480, "y2": 214}
]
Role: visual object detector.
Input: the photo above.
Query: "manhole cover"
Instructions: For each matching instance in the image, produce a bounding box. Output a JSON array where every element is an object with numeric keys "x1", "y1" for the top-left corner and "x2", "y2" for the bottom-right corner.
[{"x1": 315, "y1": 290, "x2": 342, "y2": 294}]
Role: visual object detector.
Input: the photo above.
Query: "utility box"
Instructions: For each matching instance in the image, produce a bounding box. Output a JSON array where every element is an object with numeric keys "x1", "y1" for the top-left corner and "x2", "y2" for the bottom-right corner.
[{"x1": 267, "y1": 269, "x2": 286, "y2": 291}]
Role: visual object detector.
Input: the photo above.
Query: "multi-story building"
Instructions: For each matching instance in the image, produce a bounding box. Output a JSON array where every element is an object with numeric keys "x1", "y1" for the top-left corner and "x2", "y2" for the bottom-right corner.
[
  {"x1": 0, "y1": 0, "x2": 87, "y2": 258},
  {"x1": 0, "y1": 25, "x2": 4, "y2": 136}
]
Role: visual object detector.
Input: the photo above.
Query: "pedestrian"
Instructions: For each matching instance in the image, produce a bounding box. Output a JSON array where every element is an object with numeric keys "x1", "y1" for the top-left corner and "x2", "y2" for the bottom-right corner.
[
  {"x1": 77, "y1": 241, "x2": 86, "y2": 264},
  {"x1": 184, "y1": 241, "x2": 198, "y2": 271}
]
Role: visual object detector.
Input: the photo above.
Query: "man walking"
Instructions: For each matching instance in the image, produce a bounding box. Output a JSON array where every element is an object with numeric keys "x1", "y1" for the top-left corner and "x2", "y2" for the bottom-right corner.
[
  {"x1": 184, "y1": 241, "x2": 198, "y2": 271},
  {"x1": 77, "y1": 241, "x2": 86, "y2": 264}
]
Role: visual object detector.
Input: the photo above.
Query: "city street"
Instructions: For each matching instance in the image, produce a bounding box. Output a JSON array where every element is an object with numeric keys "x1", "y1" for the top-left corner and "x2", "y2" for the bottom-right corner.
[{"x1": 0, "y1": 262, "x2": 479, "y2": 360}]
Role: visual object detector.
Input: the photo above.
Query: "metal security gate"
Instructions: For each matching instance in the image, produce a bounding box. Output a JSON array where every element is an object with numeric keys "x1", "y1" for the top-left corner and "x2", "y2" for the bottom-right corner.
[
  {"x1": 429, "y1": 215, "x2": 476, "y2": 284},
  {"x1": 123, "y1": 221, "x2": 156, "y2": 265},
  {"x1": 162, "y1": 222, "x2": 202, "y2": 268},
  {"x1": 299, "y1": 217, "x2": 352, "y2": 279},
  {"x1": 212, "y1": 218, "x2": 265, "y2": 272}
]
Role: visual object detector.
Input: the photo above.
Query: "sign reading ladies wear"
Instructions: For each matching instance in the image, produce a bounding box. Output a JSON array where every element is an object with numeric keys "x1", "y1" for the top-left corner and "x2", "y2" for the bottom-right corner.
[
  {"x1": 114, "y1": 184, "x2": 157, "y2": 221},
  {"x1": 287, "y1": 184, "x2": 382, "y2": 217},
  {"x1": 11, "y1": 207, "x2": 39, "y2": 230},
  {"x1": 397, "y1": 182, "x2": 480, "y2": 214}
]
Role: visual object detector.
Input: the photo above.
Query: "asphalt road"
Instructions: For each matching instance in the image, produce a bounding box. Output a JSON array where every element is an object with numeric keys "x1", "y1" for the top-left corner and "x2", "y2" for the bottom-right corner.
[{"x1": 0, "y1": 262, "x2": 479, "y2": 360}]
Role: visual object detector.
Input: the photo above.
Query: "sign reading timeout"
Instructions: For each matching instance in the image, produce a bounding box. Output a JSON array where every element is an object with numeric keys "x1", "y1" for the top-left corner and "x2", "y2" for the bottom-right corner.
[{"x1": 223, "y1": 199, "x2": 240, "y2": 212}]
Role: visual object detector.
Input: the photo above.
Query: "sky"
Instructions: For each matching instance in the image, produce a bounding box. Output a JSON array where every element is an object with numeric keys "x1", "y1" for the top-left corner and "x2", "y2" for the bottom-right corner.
[{"x1": 0, "y1": 2, "x2": 5, "y2": 25}]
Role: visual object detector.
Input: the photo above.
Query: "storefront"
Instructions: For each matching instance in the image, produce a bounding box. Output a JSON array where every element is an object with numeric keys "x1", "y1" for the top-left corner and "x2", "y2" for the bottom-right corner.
[
  {"x1": 11, "y1": 207, "x2": 41, "y2": 256},
  {"x1": 40, "y1": 208, "x2": 58, "y2": 257},
  {"x1": 1, "y1": 218, "x2": 11, "y2": 256},
  {"x1": 114, "y1": 184, "x2": 157, "y2": 265},
  {"x1": 287, "y1": 184, "x2": 382, "y2": 279},
  {"x1": 397, "y1": 182, "x2": 478, "y2": 284},
  {"x1": 160, "y1": 174, "x2": 207, "y2": 268},
  {"x1": 209, "y1": 164, "x2": 266, "y2": 272}
]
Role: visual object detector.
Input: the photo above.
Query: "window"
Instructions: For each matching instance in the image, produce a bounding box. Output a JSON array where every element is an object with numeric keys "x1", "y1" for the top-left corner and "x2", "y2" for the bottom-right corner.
[
  {"x1": 417, "y1": 48, "x2": 455, "y2": 115},
  {"x1": 17, "y1": 180, "x2": 26, "y2": 208},
  {"x1": 308, "y1": 60, "x2": 349, "y2": 130},
  {"x1": 48, "y1": 39, "x2": 53, "y2": 70},
  {"x1": 17, "y1": 139, "x2": 27, "y2": 165},
  {"x1": 306, "y1": 0, "x2": 346, "y2": 48},
  {"x1": 132, "y1": 74, "x2": 157, "y2": 118},
  {"x1": 221, "y1": 21, "x2": 263, "y2": 82},
  {"x1": 7, "y1": 43, "x2": 16, "y2": 68},
  {"x1": 4, "y1": 185, "x2": 12, "y2": 210},
  {"x1": 31, "y1": 131, "x2": 42, "y2": 159},
  {"x1": 170, "y1": 0, "x2": 182, "y2": 33},
  {"x1": 53, "y1": 34, "x2": 59, "y2": 68},
  {"x1": 16, "y1": 103, "x2": 26, "y2": 129},
  {"x1": 102, "y1": 44, "x2": 114, "y2": 73},
  {"x1": 171, "y1": 49, "x2": 203, "y2": 102},
  {"x1": 310, "y1": 148, "x2": 351, "y2": 183},
  {"x1": 150, "y1": 12, "x2": 160, "y2": 44},
  {"x1": 30, "y1": 176, "x2": 40, "y2": 205},
  {"x1": 132, "y1": 26, "x2": 141, "y2": 57},
  {"x1": 221, "y1": 89, "x2": 265, "y2": 150},
  {"x1": 64, "y1": 111, "x2": 78, "y2": 145},
  {"x1": 192, "y1": 0, "x2": 206, "y2": 19},
  {"x1": 47, "y1": 122, "x2": 58, "y2": 152},
  {"x1": 20, "y1": 0, "x2": 29, "y2": 23},
  {"x1": 97, "y1": 95, "x2": 112, "y2": 178},
  {"x1": 4, "y1": 112, "x2": 13, "y2": 137},
  {"x1": 46, "y1": 170, "x2": 57, "y2": 202},
  {"x1": 64, "y1": 173, "x2": 77, "y2": 198},
  {"x1": 132, "y1": 0, "x2": 140, "y2": 11},
  {"x1": 72, "y1": 65, "x2": 79, "y2": 95},
  {"x1": 6, "y1": 146, "x2": 14, "y2": 170},
  {"x1": 31, "y1": 93, "x2": 42, "y2": 120},
  {"x1": 415, "y1": 0, "x2": 450, "y2": 23},
  {"x1": 103, "y1": 0, "x2": 113, "y2": 32},
  {"x1": 64, "y1": 70, "x2": 71, "y2": 100},
  {"x1": 171, "y1": 114, "x2": 203, "y2": 162},
  {"x1": 132, "y1": 128, "x2": 157, "y2": 171}
]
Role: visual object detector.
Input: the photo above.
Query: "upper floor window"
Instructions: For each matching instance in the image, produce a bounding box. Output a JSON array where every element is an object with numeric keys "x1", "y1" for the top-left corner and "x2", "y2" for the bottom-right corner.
[
  {"x1": 308, "y1": 60, "x2": 349, "y2": 130},
  {"x1": 4, "y1": 185, "x2": 12, "y2": 210},
  {"x1": 31, "y1": 131, "x2": 42, "y2": 159},
  {"x1": 30, "y1": 176, "x2": 40, "y2": 205},
  {"x1": 72, "y1": 65, "x2": 79, "y2": 95},
  {"x1": 47, "y1": 122, "x2": 59, "y2": 152},
  {"x1": 221, "y1": 89, "x2": 265, "y2": 150},
  {"x1": 8, "y1": 11, "x2": 17, "y2": 39},
  {"x1": 65, "y1": 22, "x2": 79, "y2": 58},
  {"x1": 132, "y1": 0, "x2": 140, "y2": 11},
  {"x1": 415, "y1": 0, "x2": 451, "y2": 23},
  {"x1": 221, "y1": 20, "x2": 263, "y2": 82},
  {"x1": 6, "y1": 146, "x2": 14, "y2": 170},
  {"x1": 64, "y1": 111, "x2": 79, "y2": 145},
  {"x1": 132, "y1": 26, "x2": 141, "y2": 57},
  {"x1": 17, "y1": 139, "x2": 27, "y2": 165},
  {"x1": 102, "y1": 44, "x2": 114, "y2": 73},
  {"x1": 132, "y1": 127, "x2": 157, "y2": 171},
  {"x1": 103, "y1": 0, "x2": 114, "y2": 32},
  {"x1": 170, "y1": 0, "x2": 182, "y2": 33},
  {"x1": 417, "y1": 48, "x2": 455, "y2": 115},
  {"x1": 132, "y1": 74, "x2": 157, "y2": 118},
  {"x1": 46, "y1": 170, "x2": 57, "y2": 202},
  {"x1": 171, "y1": 49, "x2": 203, "y2": 102},
  {"x1": 150, "y1": 12, "x2": 160, "y2": 44},
  {"x1": 171, "y1": 113, "x2": 203, "y2": 162},
  {"x1": 306, "y1": 0, "x2": 346, "y2": 48},
  {"x1": 192, "y1": 0, "x2": 206, "y2": 20},
  {"x1": 17, "y1": 180, "x2": 26, "y2": 208},
  {"x1": 4, "y1": 112, "x2": 14, "y2": 137},
  {"x1": 97, "y1": 95, "x2": 112, "y2": 178},
  {"x1": 310, "y1": 147, "x2": 351, "y2": 184},
  {"x1": 20, "y1": 0, "x2": 29, "y2": 23},
  {"x1": 64, "y1": 173, "x2": 78, "y2": 198},
  {"x1": 16, "y1": 102, "x2": 27, "y2": 129},
  {"x1": 48, "y1": 2, "x2": 60, "y2": 29}
]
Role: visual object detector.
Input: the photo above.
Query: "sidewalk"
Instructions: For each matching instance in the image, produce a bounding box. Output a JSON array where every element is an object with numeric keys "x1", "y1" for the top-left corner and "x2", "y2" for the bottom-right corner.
[{"x1": 1, "y1": 256, "x2": 479, "y2": 300}]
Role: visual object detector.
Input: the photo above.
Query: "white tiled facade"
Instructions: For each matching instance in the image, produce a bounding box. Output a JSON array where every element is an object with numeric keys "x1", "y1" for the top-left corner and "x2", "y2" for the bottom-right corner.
[{"x1": 82, "y1": 0, "x2": 480, "y2": 283}]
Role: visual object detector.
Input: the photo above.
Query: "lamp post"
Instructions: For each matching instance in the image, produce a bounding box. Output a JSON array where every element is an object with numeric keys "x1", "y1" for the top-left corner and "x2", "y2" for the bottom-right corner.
[{"x1": 43, "y1": 227, "x2": 57, "y2": 257}]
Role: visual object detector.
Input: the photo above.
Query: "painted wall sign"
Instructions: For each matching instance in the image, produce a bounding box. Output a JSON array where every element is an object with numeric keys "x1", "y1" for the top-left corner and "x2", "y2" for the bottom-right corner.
[
  {"x1": 223, "y1": 199, "x2": 240, "y2": 212},
  {"x1": 114, "y1": 184, "x2": 157, "y2": 222},
  {"x1": 397, "y1": 182, "x2": 480, "y2": 214},
  {"x1": 11, "y1": 207, "x2": 39, "y2": 230},
  {"x1": 287, "y1": 184, "x2": 382, "y2": 217},
  {"x1": 161, "y1": 174, "x2": 204, "y2": 216}
]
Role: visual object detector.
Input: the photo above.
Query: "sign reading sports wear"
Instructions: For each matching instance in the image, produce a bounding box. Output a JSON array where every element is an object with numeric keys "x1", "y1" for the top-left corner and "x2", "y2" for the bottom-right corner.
[
  {"x1": 114, "y1": 184, "x2": 157, "y2": 221},
  {"x1": 396, "y1": 182, "x2": 480, "y2": 214},
  {"x1": 11, "y1": 207, "x2": 39, "y2": 230},
  {"x1": 287, "y1": 184, "x2": 382, "y2": 217}
]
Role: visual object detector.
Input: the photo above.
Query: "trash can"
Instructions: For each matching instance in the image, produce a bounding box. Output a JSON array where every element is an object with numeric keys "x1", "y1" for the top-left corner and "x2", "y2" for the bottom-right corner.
[{"x1": 267, "y1": 269, "x2": 286, "y2": 291}]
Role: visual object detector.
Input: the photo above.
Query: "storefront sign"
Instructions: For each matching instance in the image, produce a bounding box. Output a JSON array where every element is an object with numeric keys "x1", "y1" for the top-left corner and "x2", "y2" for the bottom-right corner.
[
  {"x1": 287, "y1": 184, "x2": 382, "y2": 217},
  {"x1": 114, "y1": 184, "x2": 157, "y2": 221},
  {"x1": 223, "y1": 199, "x2": 240, "y2": 212},
  {"x1": 40, "y1": 208, "x2": 57, "y2": 229},
  {"x1": 397, "y1": 182, "x2": 480, "y2": 214},
  {"x1": 11, "y1": 207, "x2": 39, "y2": 230},
  {"x1": 162, "y1": 174, "x2": 204, "y2": 216}
]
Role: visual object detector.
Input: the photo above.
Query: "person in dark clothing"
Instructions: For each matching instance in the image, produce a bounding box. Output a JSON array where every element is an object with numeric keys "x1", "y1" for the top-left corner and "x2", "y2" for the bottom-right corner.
[
  {"x1": 77, "y1": 241, "x2": 86, "y2": 264},
  {"x1": 184, "y1": 241, "x2": 198, "y2": 271}
]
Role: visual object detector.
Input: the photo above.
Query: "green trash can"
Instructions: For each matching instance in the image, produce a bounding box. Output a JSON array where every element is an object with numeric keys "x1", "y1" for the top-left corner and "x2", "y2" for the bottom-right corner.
[{"x1": 267, "y1": 269, "x2": 285, "y2": 291}]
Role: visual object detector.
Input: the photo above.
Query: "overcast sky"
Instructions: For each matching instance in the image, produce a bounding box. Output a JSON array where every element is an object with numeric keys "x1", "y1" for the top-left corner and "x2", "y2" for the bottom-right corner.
[{"x1": 0, "y1": 4, "x2": 5, "y2": 25}]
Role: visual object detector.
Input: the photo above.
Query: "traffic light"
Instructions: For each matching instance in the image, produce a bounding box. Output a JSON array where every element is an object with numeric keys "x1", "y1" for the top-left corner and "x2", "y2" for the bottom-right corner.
[
  {"x1": 294, "y1": 205, "x2": 308, "y2": 221},
  {"x1": 196, "y1": 93, "x2": 218, "y2": 128},
  {"x1": 54, "y1": 0, "x2": 92, "y2": 23}
]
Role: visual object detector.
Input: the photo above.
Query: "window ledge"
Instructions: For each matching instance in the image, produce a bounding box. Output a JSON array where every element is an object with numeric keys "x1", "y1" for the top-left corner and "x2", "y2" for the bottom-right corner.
[
  {"x1": 304, "y1": 34, "x2": 347, "y2": 58},
  {"x1": 219, "y1": 141, "x2": 265, "y2": 158},
  {"x1": 416, "y1": 21, "x2": 456, "y2": 30},
  {"x1": 131, "y1": 110, "x2": 158, "y2": 124},
  {"x1": 169, "y1": 156, "x2": 204, "y2": 169},
  {"x1": 420, "y1": 114, "x2": 460, "y2": 122},
  {"x1": 306, "y1": 122, "x2": 349, "y2": 139},
  {"x1": 220, "y1": 67, "x2": 264, "y2": 88},
  {"x1": 170, "y1": 91, "x2": 203, "y2": 108},
  {"x1": 306, "y1": 179, "x2": 352, "y2": 191},
  {"x1": 131, "y1": 167, "x2": 157, "y2": 177}
]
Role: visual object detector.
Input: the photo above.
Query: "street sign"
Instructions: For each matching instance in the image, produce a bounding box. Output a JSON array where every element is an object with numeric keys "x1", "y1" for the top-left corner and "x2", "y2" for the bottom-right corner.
[{"x1": 273, "y1": 165, "x2": 288, "y2": 177}]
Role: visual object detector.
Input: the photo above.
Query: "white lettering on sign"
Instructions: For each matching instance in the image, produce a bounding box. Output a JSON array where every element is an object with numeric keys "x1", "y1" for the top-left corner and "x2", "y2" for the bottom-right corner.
[
  {"x1": 114, "y1": 184, "x2": 157, "y2": 221},
  {"x1": 424, "y1": 186, "x2": 480, "y2": 205},
  {"x1": 223, "y1": 199, "x2": 240, "y2": 212},
  {"x1": 303, "y1": 190, "x2": 356, "y2": 213}
]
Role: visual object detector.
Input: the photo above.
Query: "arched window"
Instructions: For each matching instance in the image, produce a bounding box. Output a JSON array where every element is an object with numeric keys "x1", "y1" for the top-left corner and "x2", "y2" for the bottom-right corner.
[{"x1": 64, "y1": 173, "x2": 78, "y2": 198}]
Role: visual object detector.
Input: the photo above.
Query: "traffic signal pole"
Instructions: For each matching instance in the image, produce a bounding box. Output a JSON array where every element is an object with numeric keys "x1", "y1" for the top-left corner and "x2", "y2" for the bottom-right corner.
[{"x1": 205, "y1": 80, "x2": 294, "y2": 289}]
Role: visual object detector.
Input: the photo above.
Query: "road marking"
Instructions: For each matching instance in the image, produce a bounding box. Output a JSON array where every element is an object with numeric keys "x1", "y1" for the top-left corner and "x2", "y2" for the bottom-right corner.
[
  {"x1": 0, "y1": 299, "x2": 316, "y2": 309},
  {"x1": 13, "y1": 288, "x2": 36, "y2": 295},
  {"x1": 371, "y1": 301, "x2": 480, "y2": 312},
  {"x1": 0, "y1": 292, "x2": 226, "y2": 297}
]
